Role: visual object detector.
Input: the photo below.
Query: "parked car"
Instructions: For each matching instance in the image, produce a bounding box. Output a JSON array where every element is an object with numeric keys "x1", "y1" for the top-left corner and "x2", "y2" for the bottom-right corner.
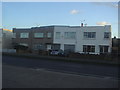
[
  {"x1": 50, "y1": 49, "x2": 65, "y2": 56},
  {"x1": 58, "y1": 49, "x2": 64, "y2": 56},
  {"x1": 50, "y1": 50, "x2": 59, "y2": 55}
]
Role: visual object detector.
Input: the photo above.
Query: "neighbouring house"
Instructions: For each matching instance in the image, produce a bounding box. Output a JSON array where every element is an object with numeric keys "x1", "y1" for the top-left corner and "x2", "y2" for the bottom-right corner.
[
  {"x1": 1, "y1": 28, "x2": 15, "y2": 53},
  {"x1": 2, "y1": 29, "x2": 13, "y2": 49},
  {"x1": 12, "y1": 24, "x2": 112, "y2": 54},
  {"x1": 112, "y1": 37, "x2": 120, "y2": 55}
]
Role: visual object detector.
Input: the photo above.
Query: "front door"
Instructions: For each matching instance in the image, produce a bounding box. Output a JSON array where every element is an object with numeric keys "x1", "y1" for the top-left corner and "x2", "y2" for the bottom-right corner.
[{"x1": 47, "y1": 45, "x2": 51, "y2": 50}]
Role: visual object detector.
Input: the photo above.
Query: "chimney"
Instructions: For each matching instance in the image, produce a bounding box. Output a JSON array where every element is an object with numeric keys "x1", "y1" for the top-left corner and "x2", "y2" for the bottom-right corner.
[{"x1": 81, "y1": 23, "x2": 83, "y2": 27}]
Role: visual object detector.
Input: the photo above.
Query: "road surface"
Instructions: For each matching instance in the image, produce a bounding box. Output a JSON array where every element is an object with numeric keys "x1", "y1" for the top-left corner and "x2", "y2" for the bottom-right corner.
[
  {"x1": 2, "y1": 55, "x2": 119, "y2": 88},
  {"x1": 2, "y1": 55, "x2": 119, "y2": 78}
]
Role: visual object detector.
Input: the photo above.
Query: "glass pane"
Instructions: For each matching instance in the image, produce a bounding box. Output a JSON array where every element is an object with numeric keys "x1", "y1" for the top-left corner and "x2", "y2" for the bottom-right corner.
[
  {"x1": 104, "y1": 46, "x2": 109, "y2": 53},
  {"x1": 56, "y1": 32, "x2": 60, "y2": 39},
  {"x1": 65, "y1": 32, "x2": 76, "y2": 39},
  {"x1": 34, "y1": 33, "x2": 44, "y2": 38},
  {"x1": 47, "y1": 33, "x2": 52, "y2": 38},
  {"x1": 20, "y1": 33, "x2": 29, "y2": 38}
]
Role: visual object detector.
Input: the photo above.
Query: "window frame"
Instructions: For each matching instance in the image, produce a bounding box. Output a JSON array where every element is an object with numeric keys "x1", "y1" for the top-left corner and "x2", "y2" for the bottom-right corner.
[
  {"x1": 104, "y1": 32, "x2": 111, "y2": 39},
  {"x1": 20, "y1": 33, "x2": 29, "y2": 38},
  {"x1": 84, "y1": 32, "x2": 96, "y2": 39},
  {"x1": 47, "y1": 32, "x2": 52, "y2": 38},
  {"x1": 64, "y1": 32, "x2": 76, "y2": 39},
  {"x1": 33, "y1": 44, "x2": 43, "y2": 50},
  {"x1": 55, "y1": 32, "x2": 61, "y2": 39},
  {"x1": 34, "y1": 33, "x2": 44, "y2": 38},
  {"x1": 83, "y1": 45, "x2": 95, "y2": 53}
]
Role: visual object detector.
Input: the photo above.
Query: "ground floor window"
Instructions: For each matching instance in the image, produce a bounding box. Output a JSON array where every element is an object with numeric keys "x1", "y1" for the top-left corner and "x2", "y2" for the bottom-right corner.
[
  {"x1": 33, "y1": 44, "x2": 44, "y2": 50},
  {"x1": 83, "y1": 45, "x2": 95, "y2": 53},
  {"x1": 99, "y1": 46, "x2": 109, "y2": 54}
]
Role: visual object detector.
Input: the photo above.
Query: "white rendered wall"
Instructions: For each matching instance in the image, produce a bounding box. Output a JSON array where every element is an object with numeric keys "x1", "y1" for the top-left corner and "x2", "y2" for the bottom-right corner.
[
  {"x1": 76, "y1": 25, "x2": 112, "y2": 54},
  {"x1": 53, "y1": 25, "x2": 112, "y2": 54},
  {"x1": 53, "y1": 26, "x2": 77, "y2": 51}
]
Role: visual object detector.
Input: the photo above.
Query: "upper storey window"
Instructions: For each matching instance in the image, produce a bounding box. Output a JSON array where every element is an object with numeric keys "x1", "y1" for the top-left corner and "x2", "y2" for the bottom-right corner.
[
  {"x1": 47, "y1": 33, "x2": 52, "y2": 38},
  {"x1": 84, "y1": 32, "x2": 96, "y2": 39},
  {"x1": 34, "y1": 33, "x2": 44, "y2": 38},
  {"x1": 104, "y1": 32, "x2": 111, "y2": 39},
  {"x1": 20, "y1": 33, "x2": 29, "y2": 38},
  {"x1": 55, "y1": 32, "x2": 61, "y2": 39},
  {"x1": 64, "y1": 32, "x2": 76, "y2": 39}
]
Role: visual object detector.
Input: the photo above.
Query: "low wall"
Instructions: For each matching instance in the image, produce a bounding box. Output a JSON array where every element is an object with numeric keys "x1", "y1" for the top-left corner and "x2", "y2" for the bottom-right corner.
[{"x1": 2, "y1": 49, "x2": 16, "y2": 53}]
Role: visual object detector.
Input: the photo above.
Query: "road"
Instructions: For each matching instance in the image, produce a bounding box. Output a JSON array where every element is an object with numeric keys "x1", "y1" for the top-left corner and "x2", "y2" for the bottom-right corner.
[
  {"x1": 2, "y1": 55, "x2": 119, "y2": 78},
  {"x1": 2, "y1": 55, "x2": 119, "y2": 88}
]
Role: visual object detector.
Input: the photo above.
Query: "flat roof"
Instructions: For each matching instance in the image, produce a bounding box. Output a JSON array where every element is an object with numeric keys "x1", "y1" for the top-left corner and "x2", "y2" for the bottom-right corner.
[{"x1": 13, "y1": 25, "x2": 111, "y2": 29}]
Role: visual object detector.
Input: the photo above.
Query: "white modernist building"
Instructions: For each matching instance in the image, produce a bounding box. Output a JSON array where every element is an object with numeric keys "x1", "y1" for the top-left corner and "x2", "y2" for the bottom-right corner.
[
  {"x1": 12, "y1": 24, "x2": 112, "y2": 54},
  {"x1": 53, "y1": 25, "x2": 112, "y2": 54}
]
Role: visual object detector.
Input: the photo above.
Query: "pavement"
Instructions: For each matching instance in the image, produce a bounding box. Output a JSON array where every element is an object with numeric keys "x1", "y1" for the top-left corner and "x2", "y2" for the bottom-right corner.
[{"x1": 2, "y1": 64, "x2": 119, "y2": 88}]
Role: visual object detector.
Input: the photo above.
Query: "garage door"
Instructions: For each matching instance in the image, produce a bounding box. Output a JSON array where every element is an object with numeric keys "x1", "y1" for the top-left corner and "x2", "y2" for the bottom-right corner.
[{"x1": 64, "y1": 44, "x2": 75, "y2": 52}]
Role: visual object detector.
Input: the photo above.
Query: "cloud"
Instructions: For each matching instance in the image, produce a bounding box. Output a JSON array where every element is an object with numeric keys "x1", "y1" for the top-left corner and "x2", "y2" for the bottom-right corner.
[
  {"x1": 96, "y1": 21, "x2": 111, "y2": 25},
  {"x1": 70, "y1": 9, "x2": 79, "y2": 14}
]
